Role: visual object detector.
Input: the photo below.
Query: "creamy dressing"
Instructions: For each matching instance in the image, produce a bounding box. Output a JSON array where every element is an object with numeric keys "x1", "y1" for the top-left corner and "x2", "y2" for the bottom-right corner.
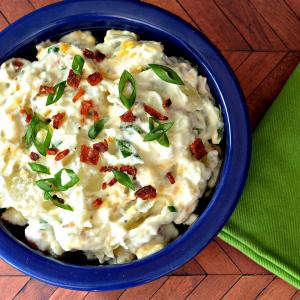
[{"x1": 0, "y1": 30, "x2": 223, "y2": 263}]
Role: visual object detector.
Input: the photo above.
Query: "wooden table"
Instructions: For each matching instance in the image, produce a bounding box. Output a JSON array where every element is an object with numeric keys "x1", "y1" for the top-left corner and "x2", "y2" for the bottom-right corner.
[{"x1": 0, "y1": 0, "x2": 299, "y2": 299}]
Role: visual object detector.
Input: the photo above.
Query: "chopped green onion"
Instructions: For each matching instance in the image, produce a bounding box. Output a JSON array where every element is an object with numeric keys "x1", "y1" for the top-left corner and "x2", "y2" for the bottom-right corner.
[
  {"x1": 33, "y1": 121, "x2": 53, "y2": 156},
  {"x1": 148, "y1": 64, "x2": 184, "y2": 85},
  {"x1": 54, "y1": 168, "x2": 80, "y2": 191},
  {"x1": 46, "y1": 81, "x2": 66, "y2": 106},
  {"x1": 28, "y1": 163, "x2": 50, "y2": 174},
  {"x1": 48, "y1": 46, "x2": 59, "y2": 53},
  {"x1": 168, "y1": 205, "x2": 177, "y2": 212},
  {"x1": 120, "y1": 124, "x2": 145, "y2": 134},
  {"x1": 44, "y1": 192, "x2": 73, "y2": 211},
  {"x1": 25, "y1": 113, "x2": 39, "y2": 147},
  {"x1": 71, "y1": 55, "x2": 85, "y2": 76},
  {"x1": 118, "y1": 70, "x2": 136, "y2": 109},
  {"x1": 112, "y1": 169, "x2": 135, "y2": 191},
  {"x1": 88, "y1": 117, "x2": 108, "y2": 139},
  {"x1": 117, "y1": 139, "x2": 137, "y2": 158},
  {"x1": 36, "y1": 178, "x2": 58, "y2": 192},
  {"x1": 193, "y1": 128, "x2": 202, "y2": 135},
  {"x1": 157, "y1": 133, "x2": 169, "y2": 147},
  {"x1": 217, "y1": 127, "x2": 224, "y2": 139}
]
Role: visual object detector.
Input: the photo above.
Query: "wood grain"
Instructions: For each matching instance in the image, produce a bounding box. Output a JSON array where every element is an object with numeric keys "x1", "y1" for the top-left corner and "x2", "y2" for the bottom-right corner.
[{"x1": 0, "y1": 0, "x2": 299, "y2": 299}]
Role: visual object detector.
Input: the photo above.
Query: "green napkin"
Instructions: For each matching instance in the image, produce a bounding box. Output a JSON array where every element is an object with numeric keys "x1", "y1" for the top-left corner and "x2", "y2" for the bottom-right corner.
[{"x1": 219, "y1": 64, "x2": 300, "y2": 289}]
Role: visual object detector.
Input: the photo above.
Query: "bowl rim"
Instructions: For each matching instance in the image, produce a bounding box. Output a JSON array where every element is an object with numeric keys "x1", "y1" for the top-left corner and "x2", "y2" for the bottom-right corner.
[{"x1": 0, "y1": 0, "x2": 251, "y2": 291}]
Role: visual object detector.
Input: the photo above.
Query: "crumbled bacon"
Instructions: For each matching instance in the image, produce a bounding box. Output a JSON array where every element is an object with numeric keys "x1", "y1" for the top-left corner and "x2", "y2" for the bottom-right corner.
[
  {"x1": 143, "y1": 104, "x2": 168, "y2": 121},
  {"x1": 87, "y1": 72, "x2": 102, "y2": 86},
  {"x1": 94, "y1": 50, "x2": 105, "y2": 62},
  {"x1": 93, "y1": 139, "x2": 108, "y2": 153},
  {"x1": 99, "y1": 165, "x2": 114, "y2": 172},
  {"x1": 25, "y1": 114, "x2": 32, "y2": 123},
  {"x1": 166, "y1": 172, "x2": 175, "y2": 184},
  {"x1": 52, "y1": 112, "x2": 65, "y2": 129},
  {"x1": 83, "y1": 48, "x2": 95, "y2": 59},
  {"x1": 72, "y1": 88, "x2": 85, "y2": 102},
  {"x1": 47, "y1": 148, "x2": 59, "y2": 155},
  {"x1": 93, "y1": 110, "x2": 100, "y2": 122},
  {"x1": 20, "y1": 107, "x2": 27, "y2": 114},
  {"x1": 120, "y1": 110, "x2": 136, "y2": 123},
  {"x1": 135, "y1": 185, "x2": 157, "y2": 200},
  {"x1": 120, "y1": 165, "x2": 137, "y2": 178},
  {"x1": 55, "y1": 149, "x2": 70, "y2": 161},
  {"x1": 38, "y1": 85, "x2": 55, "y2": 96},
  {"x1": 12, "y1": 59, "x2": 24, "y2": 70},
  {"x1": 162, "y1": 98, "x2": 172, "y2": 109},
  {"x1": 189, "y1": 138, "x2": 207, "y2": 160},
  {"x1": 80, "y1": 144, "x2": 99, "y2": 165},
  {"x1": 108, "y1": 178, "x2": 117, "y2": 186},
  {"x1": 102, "y1": 182, "x2": 107, "y2": 190},
  {"x1": 92, "y1": 198, "x2": 103, "y2": 208},
  {"x1": 67, "y1": 69, "x2": 81, "y2": 89},
  {"x1": 30, "y1": 152, "x2": 40, "y2": 161},
  {"x1": 80, "y1": 100, "x2": 94, "y2": 117}
]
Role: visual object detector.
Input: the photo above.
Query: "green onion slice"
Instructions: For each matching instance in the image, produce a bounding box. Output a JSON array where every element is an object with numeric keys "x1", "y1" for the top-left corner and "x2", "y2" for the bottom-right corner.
[
  {"x1": 168, "y1": 205, "x2": 177, "y2": 212},
  {"x1": 71, "y1": 55, "x2": 85, "y2": 76},
  {"x1": 54, "y1": 168, "x2": 80, "y2": 191},
  {"x1": 25, "y1": 113, "x2": 39, "y2": 147},
  {"x1": 48, "y1": 46, "x2": 59, "y2": 53},
  {"x1": 46, "y1": 81, "x2": 66, "y2": 106},
  {"x1": 117, "y1": 139, "x2": 137, "y2": 158},
  {"x1": 148, "y1": 64, "x2": 184, "y2": 85},
  {"x1": 33, "y1": 121, "x2": 53, "y2": 156},
  {"x1": 118, "y1": 70, "x2": 136, "y2": 109},
  {"x1": 157, "y1": 133, "x2": 169, "y2": 147},
  {"x1": 88, "y1": 117, "x2": 108, "y2": 139},
  {"x1": 44, "y1": 192, "x2": 73, "y2": 211},
  {"x1": 112, "y1": 169, "x2": 135, "y2": 191},
  {"x1": 36, "y1": 178, "x2": 58, "y2": 192},
  {"x1": 28, "y1": 163, "x2": 50, "y2": 174},
  {"x1": 120, "y1": 124, "x2": 145, "y2": 134}
]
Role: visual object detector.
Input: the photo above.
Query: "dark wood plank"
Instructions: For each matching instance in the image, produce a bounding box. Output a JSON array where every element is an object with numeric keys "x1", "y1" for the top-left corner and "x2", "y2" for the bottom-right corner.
[
  {"x1": 178, "y1": 0, "x2": 250, "y2": 50},
  {"x1": 85, "y1": 290, "x2": 124, "y2": 300},
  {"x1": 256, "y1": 278, "x2": 298, "y2": 299},
  {"x1": 290, "y1": 291, "x2": 300, "y2": 300},
  {"x1": 186, "y1": 275, "x2": 241, "y2": 300},
  {"x1": 0, "y1": 12, "x2": 9, "y2": 30},
  {"x1": 30, "y1": 0, "x2": 57, "y2": 8},
  {"x1": 14, "y1": 278, "x2": 57, "y2": 300},
  {"x1": 48, "y1": 288, "x2": 88, "y2": 300},
  {"x1": 144, "y1": 0, "x2": 198, "y2": 28},
  {"x1": 221, "y1": 51, "x2": 251, "y2": 71},
  {"x1": 119, "y1": 277, "x2": 167, "y2": 300},
  {"x1": 0, "y1": 260, "x2": 23, "y2": 275},
  {"x1": 171, "y1": 258, "x2": 206, "y2": 275},
  {"x1": 246, "y1": 51, "x2": 300, "y2": 128},
  {"x1": 235, "y1": 51, "x2": 286, "y2": 98},
  {"x1": 0, "y1": 0, "x2": 33, "y2": 23},
  {"x1": 151, "y1": 276, "x2": 205, "y2": 300},
  {"x1": 251, "y1": 0, "x2": 300, "y2": 50},
  {"x1": 222, "y1": 275, "x2": 274, "y2": 300},
  {"x1": 215, "y1": 0, "x2": 286, "y2": 51},
  {"x1": 285, "y1": 0, "x2": 300, "y2": 18},
  {"x1": 195, "y1": 241, "x2": 241, "y2": 274},
  {"x1": 0, "y1": 276, "x2": 30, "y2": 299}
]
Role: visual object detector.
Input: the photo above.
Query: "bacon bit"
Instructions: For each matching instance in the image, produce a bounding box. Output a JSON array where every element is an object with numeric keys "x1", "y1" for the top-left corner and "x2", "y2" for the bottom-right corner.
[
  {"x1": 189, "y1": 138, "x2": 207, "y2": 160},
  {"x1": 72, "y1": 88, "x2": 85, "y2": 102},
  {"x1": 99, "y1": 165, "x2": 114, "y2": 172},
  {"x1": 166, "y1": 172, "x2": 175, "y2": 184},
  {"x1": 20, "y1": 107, "x2": 27, "y2": 114},
  {"x1": 25, "y1": 114, "x2": 32, "y2": 123},
  {"x1": 38, "y1": 85, "x2": 55, "y2": 96},
  {"x1": 67, "y1": 69, "x2": 81, "y2": 89},
  {"x1": 12, "y1": 59, "x2": 24, "y2": 70},
  {"x1": 93, "y1": 110, "x2": 100, "y2": 122},
  {"x1": 108, "y1": 178, "x2": 117, "y2": 186},
  {"x1": 135, "y1": 185, "x2": 157, "y2": 200},
  {"x1": 144, "y1": 104, "x2": 168, "y2": 121},
  {"x1": 83, "y1": 48, "x2": 95, "y2": 59},
  {"x1": 162, "y1": 98, "x2": 172, "y2": 109},
  {"x1": 52, "y1": 112, "x2": 65, "y2": 129},
  {"x1": 47, "y1": 148, "x2": 59, "y2": 155},
  {"x1": 93, "y1": 139, "x2": 108, "y2": 153},
  {"x1": 92, "y1": 198, "x2": 103, "y2": 208},
  {"x1": 80, "y1": 145, "x2": 100, "y2": 165},
  {"x1": 120, "y1": 165, "x2": 137, "y2": 178},
  {"x1": 80, "y1": 100, "x2": 94, "y2": 117},
  {"x1": 102, "y1": 182, "x2": 107, "y2": 190},
  {"x1": 94, "y1": 50, "x2": 105, "y2": 62},
  {"x1": 120, "y1": 110, "x2": 136, "y2": 122},
  {"x1": 55, "y1": 149, "x2": 70, "y2": 161},
  {"x1": 87, "y1": 72, "x2": 102, "y2": 86},
  {"x1": 30, "y1": 152, "x2": 40, "y2": 161}
]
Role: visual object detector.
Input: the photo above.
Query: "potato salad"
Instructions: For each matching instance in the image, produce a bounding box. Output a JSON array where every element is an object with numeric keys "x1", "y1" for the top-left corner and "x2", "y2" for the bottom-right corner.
[{"x1": 0, "y1": 30, "x2": 223, "y2": 264}]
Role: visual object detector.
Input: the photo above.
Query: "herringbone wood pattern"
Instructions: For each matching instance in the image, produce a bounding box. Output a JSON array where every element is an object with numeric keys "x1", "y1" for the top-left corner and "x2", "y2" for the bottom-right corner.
[{"x1": 0, "y1": 0, "x2": 299, "y2": 299}]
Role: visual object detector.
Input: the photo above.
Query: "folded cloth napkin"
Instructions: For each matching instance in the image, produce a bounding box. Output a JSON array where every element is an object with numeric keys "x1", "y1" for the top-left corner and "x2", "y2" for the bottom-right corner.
[{"x1": 219, "y1": 64, "x2": 300, "y2": 289}]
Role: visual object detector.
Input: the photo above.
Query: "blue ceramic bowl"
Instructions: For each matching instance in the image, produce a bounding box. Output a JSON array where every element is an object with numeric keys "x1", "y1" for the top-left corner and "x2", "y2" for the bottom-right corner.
[{"x1": 0, "y1": 0, "x2": 251, "y2": 291}]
